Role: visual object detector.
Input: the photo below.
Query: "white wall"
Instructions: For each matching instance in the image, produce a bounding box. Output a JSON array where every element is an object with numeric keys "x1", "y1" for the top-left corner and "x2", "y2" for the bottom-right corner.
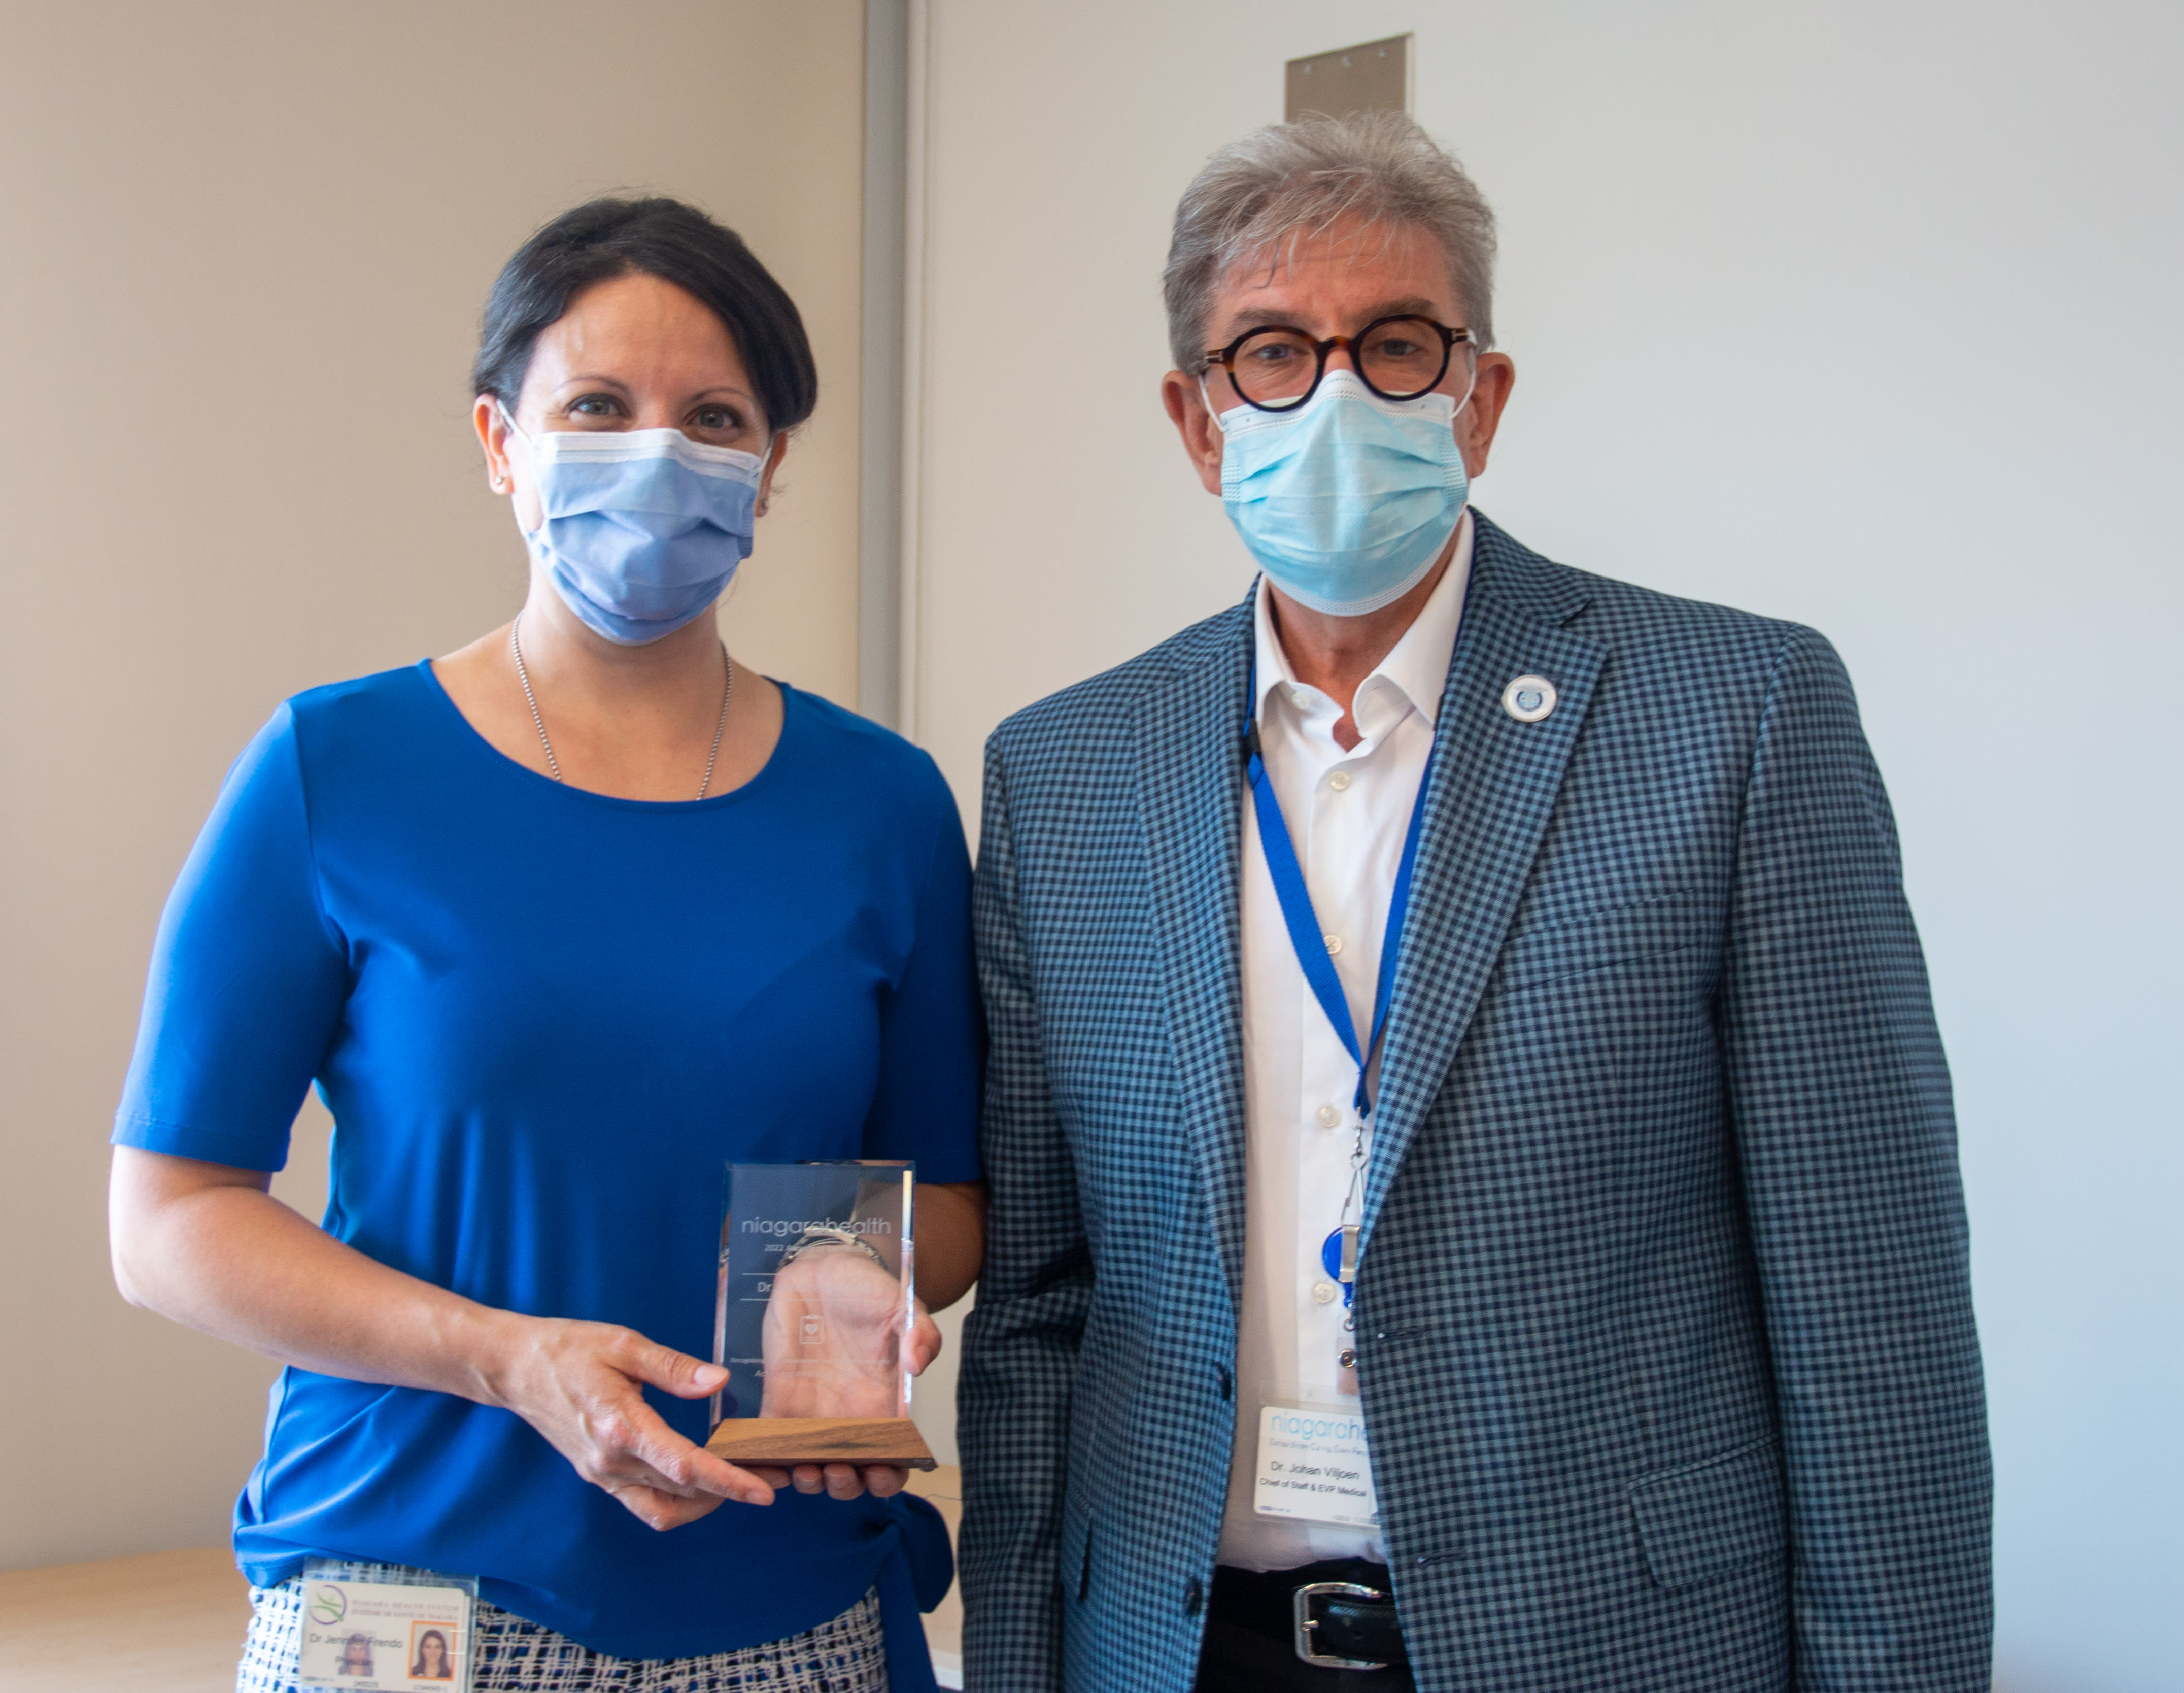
[
  {"x1": 0, "y1": 0, "x2": 870, "y2": 1571},
  {"x1": 909, "y1": 4, "x2": 2182, "y2": 1688}
]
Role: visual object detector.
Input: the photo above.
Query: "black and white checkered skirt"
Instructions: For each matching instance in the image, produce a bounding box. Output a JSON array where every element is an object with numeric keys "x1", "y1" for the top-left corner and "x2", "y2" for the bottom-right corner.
[{"x1": 236, "y1": 1570, "x2": 887, "y2": 1692}]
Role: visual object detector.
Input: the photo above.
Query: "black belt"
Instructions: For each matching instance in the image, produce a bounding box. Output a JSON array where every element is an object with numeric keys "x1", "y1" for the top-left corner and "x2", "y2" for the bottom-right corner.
[{"x1": 1198, "y1": 1560, "x2": 1410, "y2": 1690}]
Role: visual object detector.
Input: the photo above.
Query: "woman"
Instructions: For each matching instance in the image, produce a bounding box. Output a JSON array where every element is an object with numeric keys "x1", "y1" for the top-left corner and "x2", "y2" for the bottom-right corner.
[
  {"x1": 109, "y1": 198, "x2": 983, "y2": 1693},
  {"x1": 412, "y1": 1629, "x2": 454, "y2": 1679}
]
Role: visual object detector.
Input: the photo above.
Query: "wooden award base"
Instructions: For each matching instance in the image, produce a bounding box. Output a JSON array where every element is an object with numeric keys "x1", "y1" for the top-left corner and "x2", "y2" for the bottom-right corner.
[{"x1": 707, "y1": 1416, "x2": 937, "y2": 1470}]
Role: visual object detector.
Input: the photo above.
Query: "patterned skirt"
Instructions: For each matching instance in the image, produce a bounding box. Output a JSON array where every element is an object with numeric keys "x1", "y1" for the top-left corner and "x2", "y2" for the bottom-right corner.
[{"x1": 236, "y1": 1570, "x2": 887, "y2": 1693}]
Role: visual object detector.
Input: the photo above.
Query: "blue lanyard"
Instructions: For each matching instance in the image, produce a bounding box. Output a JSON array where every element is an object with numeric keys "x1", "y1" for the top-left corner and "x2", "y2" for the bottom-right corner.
[{"x1": 1243, "y1": 655, "x2": 1435, "y2": 1123}]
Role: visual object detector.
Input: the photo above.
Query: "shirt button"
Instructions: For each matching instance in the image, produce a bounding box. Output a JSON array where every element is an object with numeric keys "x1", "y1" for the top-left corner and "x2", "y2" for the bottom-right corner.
[
  {"x1": 1324, "y1": 933, "x2": 1343, "y2": 955},
  {"x1": 1328, "y1": 771, "x2": 1352, "y2": 791},
  {"x1": 1312, "y1": 1281, "x2": 1338, "y2": 1305},
  {"x1": 1316, "y1": 1104, "x2": 1342, "y2": 1129}
]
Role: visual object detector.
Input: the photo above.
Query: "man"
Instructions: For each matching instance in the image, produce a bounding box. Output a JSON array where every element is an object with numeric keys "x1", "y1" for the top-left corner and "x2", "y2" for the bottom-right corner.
[{"x1": 958, "y1": 112, "x2": 1989, "y2": 1693}]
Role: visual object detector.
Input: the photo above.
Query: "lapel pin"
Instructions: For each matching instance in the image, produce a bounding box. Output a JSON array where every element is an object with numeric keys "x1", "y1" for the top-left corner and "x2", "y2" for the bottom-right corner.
[{"x1": 1502, "y1": 675, "x2": 1557, "y2": 723}]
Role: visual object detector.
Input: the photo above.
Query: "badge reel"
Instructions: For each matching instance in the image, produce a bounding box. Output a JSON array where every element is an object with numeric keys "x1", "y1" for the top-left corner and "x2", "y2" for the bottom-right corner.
[
  {"x1": 1247, "y1": 1222, "x2": 1382, "y2": 1531},
  {"x1": 1321, "y1": 1222, "x2": 1359, "y2": 1358},
  {"x1": 294, "y1": 1559, "x2": 479, "y2": 1693}
]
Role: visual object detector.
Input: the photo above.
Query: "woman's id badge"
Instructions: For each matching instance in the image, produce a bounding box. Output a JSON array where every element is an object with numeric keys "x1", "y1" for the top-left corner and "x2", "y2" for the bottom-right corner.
[
  {"x1": 294, "y1": 1560, "x2": 477, "y2": 1692},
  {"x1": 1252, "y1": 1404, "x2": 1381, "y2": 1529}
]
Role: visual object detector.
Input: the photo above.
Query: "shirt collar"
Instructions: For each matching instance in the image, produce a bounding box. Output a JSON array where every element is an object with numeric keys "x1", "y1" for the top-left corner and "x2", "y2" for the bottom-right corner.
[{"x1": 1252, "y1": 506, "x2": 1474, "y2": 736}]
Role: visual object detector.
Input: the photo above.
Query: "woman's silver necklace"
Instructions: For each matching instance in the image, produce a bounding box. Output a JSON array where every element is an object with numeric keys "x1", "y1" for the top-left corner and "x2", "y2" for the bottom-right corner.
[{"x1": 508, "y1": 611, "x2": 733, "y2": 799}]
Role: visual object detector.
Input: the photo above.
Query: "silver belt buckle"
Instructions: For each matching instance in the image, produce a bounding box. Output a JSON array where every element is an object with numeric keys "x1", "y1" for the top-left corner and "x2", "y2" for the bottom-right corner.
[{"x1": 1292, "y1": 1580, "x2": 1390, "y2": 1671}]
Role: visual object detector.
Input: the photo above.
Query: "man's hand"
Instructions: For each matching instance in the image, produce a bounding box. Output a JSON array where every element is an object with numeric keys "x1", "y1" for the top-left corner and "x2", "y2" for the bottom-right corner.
[
  {"x1": 760, "y1": 1246, "x2": 910, "y2": 1419},
  {"x1": 758, "y1": 1246, "x2": 945, "y2": 1500}
]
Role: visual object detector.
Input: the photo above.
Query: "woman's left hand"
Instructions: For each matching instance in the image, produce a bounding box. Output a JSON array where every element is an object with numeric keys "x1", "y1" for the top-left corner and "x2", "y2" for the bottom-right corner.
[{"x1": 782, "y1": 1302, "x2": 943, "y2": 1501}]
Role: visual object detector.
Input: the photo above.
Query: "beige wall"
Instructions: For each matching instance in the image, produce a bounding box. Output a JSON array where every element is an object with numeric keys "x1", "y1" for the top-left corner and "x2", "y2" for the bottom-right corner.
[
  {"x1": 908, "y1": 4, "x2": 2183, "y2": 1687},
  {"x1": 0, "y1": 0, "x2": 868, "y2": 1570}
]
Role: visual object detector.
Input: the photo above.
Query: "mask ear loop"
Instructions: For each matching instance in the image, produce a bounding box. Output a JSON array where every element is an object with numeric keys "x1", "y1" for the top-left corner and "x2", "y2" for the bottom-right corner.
[
  {"x1": 494, "y1": 398, "x2": 540, "y2": 483},
  {"x1": 1197, "y1": 370, "x2": 1233, "y2": 433},
  {"x1": 1448, "y1": 359, "x2": 1479, "y2": 493},
  {"x1": 752, "y1": 426, "x2": 781, "y2": 517},
  {"x1": 495, "y1": 400, "x2": 550, "y2": 543}
]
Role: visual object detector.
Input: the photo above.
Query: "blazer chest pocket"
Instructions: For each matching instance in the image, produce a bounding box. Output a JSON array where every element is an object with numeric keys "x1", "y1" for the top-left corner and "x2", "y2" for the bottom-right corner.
[
  {"x1": 1494, "y1": 888, "x2": 1705, "y2": 992},
  {"x1": 1629, "y1": 1434, "x2": 1787, "y2": 1590}
]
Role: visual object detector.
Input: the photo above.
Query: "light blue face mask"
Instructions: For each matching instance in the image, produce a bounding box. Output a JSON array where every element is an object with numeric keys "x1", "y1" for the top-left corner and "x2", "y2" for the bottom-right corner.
[
  {"x1": 502, "y1": 405, "x2": 766, "y2": 646},
  {"x1": 1213, "y1": 368, "x2": 1470, "y2": 618}
]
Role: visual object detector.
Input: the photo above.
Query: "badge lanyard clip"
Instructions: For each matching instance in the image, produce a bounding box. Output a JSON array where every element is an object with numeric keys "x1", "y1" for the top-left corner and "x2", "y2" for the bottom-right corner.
[{"x1": 1245, "y1": 652, "x2": 1433, "y2": 1361}]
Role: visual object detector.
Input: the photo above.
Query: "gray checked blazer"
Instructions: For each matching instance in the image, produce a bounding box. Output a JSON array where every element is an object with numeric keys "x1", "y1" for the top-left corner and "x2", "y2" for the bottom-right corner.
[{"x1": 958, "y1": 512, "x2": 1990, "y2": 1692}]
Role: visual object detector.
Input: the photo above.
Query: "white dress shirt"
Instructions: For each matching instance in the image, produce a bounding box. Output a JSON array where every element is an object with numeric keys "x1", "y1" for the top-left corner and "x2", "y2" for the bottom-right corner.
[{"x1": 1216, "y1": 511, "x2": 1473, "y2": 1573}]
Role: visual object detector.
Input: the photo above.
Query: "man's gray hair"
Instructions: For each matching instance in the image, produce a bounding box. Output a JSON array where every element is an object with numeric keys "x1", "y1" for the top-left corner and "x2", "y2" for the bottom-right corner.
[{"x1": 1162, "y1": 110, "x2": 1498, "y2": 374}]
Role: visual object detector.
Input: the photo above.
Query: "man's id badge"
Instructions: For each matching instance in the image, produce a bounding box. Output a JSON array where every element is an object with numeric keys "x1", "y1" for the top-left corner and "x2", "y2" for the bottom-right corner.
[
  {"x1": 294, "y1": 1560, "x2": 477, "y2": 1692},
  {"x1": 1252, "y1": 1404, "x2": 1380, "y2": 1529}
]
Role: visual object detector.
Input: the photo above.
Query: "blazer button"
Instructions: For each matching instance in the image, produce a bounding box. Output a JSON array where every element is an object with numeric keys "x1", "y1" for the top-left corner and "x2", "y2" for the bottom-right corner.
[{"x1": 1185, "y1": 1577, "x2": 1205, "y2": 1615}]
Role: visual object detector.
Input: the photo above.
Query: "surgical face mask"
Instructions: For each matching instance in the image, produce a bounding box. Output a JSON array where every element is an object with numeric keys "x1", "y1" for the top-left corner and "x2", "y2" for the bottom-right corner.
[
  {"x1": 1212, "y1": 368, "x2": 1469, "y2": 618},
  {"x1": 501, "y1": 405, "x2": 765, "y2": 646}
]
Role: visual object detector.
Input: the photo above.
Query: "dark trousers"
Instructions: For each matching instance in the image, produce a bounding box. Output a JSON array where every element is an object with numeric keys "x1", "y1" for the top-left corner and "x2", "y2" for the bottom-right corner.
[{"x1": 1192, "y1": 1562, "x2": 1414, "y2": 1693}]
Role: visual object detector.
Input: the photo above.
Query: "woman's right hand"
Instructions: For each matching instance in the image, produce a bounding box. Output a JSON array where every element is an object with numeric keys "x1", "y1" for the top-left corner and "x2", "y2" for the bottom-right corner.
[
  {"x1": 108, "y1": 1150, "x2": 784, "y2": 1533},
  {"x1": 481, "y1": 1314, "x2": 780, "y2": 1530}
]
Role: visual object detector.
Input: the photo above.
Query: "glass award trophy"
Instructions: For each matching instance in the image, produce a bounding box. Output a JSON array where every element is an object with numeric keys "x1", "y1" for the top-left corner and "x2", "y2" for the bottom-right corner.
[{"x1": 703, "y1": 1161, "x2": 936, "y2": 1470}]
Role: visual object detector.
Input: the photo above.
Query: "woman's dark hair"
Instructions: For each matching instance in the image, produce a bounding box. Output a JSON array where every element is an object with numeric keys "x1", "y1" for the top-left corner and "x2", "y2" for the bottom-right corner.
[{"x1": 472, "y1": 197, "x2": 816, "y2": 432}]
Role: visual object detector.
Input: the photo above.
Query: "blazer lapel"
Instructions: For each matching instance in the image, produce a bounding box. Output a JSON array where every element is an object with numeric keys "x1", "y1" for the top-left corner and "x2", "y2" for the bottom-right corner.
[
  {"x1": 1135, "y1": 603, "x2": 1255, "y2": 1307},
  {"x1": 1361, "y1": 516, "x2": 1608, "y2": 1239}
]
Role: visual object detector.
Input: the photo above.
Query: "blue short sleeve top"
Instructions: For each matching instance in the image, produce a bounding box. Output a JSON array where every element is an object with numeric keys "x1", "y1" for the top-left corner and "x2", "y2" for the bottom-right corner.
[{"x1": 112, "y1": 662, "x2": 982, "y2": 1662}]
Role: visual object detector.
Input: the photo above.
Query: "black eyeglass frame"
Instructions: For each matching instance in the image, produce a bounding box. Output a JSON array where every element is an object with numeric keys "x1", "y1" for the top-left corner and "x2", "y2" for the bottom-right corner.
[{"x1": 1200, "y1": 315, "x2": 1475, "y2": 412}]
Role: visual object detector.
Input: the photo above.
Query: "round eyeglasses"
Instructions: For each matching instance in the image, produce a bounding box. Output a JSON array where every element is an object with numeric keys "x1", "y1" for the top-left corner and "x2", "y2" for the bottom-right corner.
[
  {"x1": 1205, "y1": 314, "x2": 1476, "y2": 413},
  {"x1": 1202, "y1": 315, "x2": 1473, "y2": 412}
]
